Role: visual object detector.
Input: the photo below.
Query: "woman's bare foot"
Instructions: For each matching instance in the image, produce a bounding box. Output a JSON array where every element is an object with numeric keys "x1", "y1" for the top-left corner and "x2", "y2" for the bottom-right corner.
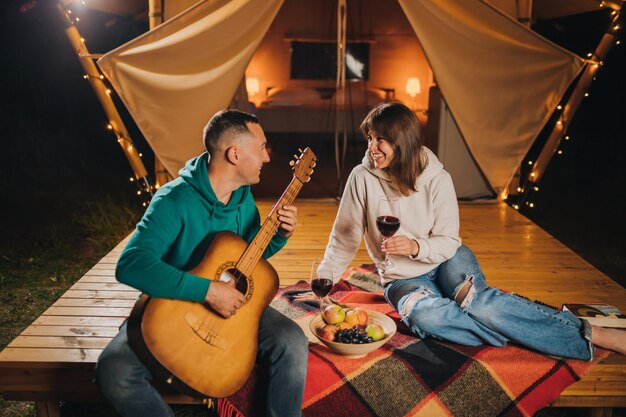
[{"x1": 591, "y1": 325, "x2": 626, "y2": 355}]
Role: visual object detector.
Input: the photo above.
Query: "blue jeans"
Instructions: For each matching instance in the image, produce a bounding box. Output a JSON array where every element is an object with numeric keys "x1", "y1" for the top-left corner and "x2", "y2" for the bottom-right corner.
[
  {"x1": 384, "y1": 245, "x2": 593, "y2": 360},
  {"x1": 95, "y1": 306, "x2": 308, "y2": 417}
]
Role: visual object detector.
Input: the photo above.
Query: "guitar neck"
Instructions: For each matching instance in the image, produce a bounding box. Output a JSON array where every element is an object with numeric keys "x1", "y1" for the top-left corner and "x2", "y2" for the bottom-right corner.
[{"x1": 236, "y1": 176, "x2": 303, "y2": 275}]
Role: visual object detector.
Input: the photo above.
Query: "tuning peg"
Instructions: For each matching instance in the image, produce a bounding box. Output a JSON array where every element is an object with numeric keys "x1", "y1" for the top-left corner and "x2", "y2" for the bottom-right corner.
[
  {"x1": 289, "y1": 160, "x2": 295, "y2": 166},
  {"x1": 305, "y1": 177, "x2": 311, "y2": 182},
  {"x1": 311, "y1": 161, "x2": 317, "y2": 168},
  {"x1": 298, "y1": 148, "x2": 303, "y2": 153},
  {"x1": 293, "y1": 154, "x2": 300, "y2": 160}
]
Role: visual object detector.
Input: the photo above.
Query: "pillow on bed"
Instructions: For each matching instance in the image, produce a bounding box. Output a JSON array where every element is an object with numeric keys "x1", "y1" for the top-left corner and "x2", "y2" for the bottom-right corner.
[
  {"x1": 332, "y1": 87, "x2": 387, "y2": 106},
  {"x1": 263, "y1": 87, "x2": 321, "y2": 106}
]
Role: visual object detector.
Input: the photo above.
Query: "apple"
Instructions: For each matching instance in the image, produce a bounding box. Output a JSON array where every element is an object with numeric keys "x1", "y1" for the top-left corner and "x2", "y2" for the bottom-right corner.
[
  {"x1": 320, "y1": 324, "x2": 338, "y2": 341},
  {"x1": 366, "y1": 323, "x2": 385, "y2": 341},
  {"x1": 344, "y1": 308, "x2": 368, "y2": 326},
  {"x1": 336, "y1": 321, "x2": 353, "y2": 330},
  {"x1": 322, "y1": 304, "x2": 345, "y2": 325}
]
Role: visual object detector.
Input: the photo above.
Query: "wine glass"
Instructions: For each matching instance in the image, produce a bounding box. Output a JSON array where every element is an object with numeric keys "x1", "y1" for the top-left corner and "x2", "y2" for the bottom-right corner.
[
  {"x1": 376, "y1": 195, "x2": 401, "y2": 273},
  {"x1": 310, "y1": 260, "x2": 334, "y2": 314}
]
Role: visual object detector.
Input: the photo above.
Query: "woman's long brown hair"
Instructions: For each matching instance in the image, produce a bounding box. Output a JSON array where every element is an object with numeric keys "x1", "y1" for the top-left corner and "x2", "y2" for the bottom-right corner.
[{"x1": 360, "y1": 101, "x2": 427, "y2": 195}]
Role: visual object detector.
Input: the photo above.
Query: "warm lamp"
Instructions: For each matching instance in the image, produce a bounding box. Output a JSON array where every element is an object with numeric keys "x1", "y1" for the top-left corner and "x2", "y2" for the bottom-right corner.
[
  {"x1": 405, "y1": 77, "x2": 421, "y2": 97},
  {"x1": 246, "y1": 77, "x2": 260, "y2": 97}
]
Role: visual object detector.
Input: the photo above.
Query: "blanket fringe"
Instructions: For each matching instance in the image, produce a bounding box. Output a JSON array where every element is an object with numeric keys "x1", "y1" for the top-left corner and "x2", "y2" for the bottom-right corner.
[{"x1": 217, "y1": 399, "x2": 245, "y2": 417}]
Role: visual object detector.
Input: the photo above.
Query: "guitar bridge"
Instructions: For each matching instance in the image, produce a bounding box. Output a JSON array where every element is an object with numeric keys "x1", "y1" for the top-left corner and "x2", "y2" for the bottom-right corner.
[{"x1": 184, "y1": 311, "x2": 230, "y2": 351}]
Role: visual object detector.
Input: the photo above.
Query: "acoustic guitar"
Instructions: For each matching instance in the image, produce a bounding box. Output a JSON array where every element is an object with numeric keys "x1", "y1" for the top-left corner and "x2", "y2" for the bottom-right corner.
[{"x1": 127, "y1": 147, "x2": 317, "y2": 399}]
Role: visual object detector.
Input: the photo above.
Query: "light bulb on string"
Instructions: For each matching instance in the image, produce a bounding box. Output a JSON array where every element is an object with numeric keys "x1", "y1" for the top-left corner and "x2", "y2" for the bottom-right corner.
[
  {"x1": 557, "y1": 105, "x2": 562, "y2": 110},
  {"x1": 529, "y1": 203, "x2": 534, "y2": 208}
]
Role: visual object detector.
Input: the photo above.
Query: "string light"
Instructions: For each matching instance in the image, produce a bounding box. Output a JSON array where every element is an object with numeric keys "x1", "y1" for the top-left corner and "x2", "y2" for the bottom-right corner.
[
  {"x1": 60, "y1": 2, "x2": 155, "y2": 208},
  {"x1": 510, "y1": 7, "x2": 621, "y2": 215}
]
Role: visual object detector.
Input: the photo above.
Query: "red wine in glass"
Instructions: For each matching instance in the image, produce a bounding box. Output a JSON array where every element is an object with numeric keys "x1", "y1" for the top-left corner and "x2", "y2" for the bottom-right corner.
[
  {"x1": 311, "y1": 260, "x2": 334, "y2": 313},
  {"x1": 376, "y1": 215, "x2": 400, "y2": 238},
  {"x1": 376, "y1": 195, "x2": 401, "y2": 273},
  {"x1": 311, "y1": 278, "x2": 333, "y2": 298}
]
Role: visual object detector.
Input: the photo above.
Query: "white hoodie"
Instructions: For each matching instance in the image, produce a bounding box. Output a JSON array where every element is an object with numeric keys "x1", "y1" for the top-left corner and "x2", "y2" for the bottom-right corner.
[{"x1": 322, "y1": 147, "x2": 462, "y2": 285}]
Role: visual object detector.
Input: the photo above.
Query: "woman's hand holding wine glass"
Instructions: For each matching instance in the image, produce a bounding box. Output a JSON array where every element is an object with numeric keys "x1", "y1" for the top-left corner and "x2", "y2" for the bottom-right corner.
[{"x1": 376, "y1": 195, "x2": 401, "y2": 275}]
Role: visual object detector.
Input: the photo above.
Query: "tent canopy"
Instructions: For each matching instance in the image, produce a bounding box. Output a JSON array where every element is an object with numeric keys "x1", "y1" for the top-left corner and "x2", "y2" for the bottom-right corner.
[{"x1": 97, "y1": 0, "x2": 595, "y2": 198}]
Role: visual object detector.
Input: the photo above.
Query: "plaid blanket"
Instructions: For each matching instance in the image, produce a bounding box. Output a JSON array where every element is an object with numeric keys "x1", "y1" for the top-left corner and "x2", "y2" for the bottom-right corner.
[{"x1": 217, "y1": 266, "x2": 608, "y2": 417}]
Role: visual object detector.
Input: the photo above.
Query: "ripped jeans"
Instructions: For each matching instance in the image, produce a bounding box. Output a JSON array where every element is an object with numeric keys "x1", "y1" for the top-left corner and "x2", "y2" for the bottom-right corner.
[{"x1": 384, "y1": 245, "x2": 594, "y2": 360}]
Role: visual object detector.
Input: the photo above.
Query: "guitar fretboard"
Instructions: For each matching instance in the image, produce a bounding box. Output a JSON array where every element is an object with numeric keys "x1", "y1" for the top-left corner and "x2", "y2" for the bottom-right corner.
[{"x1": 236, "y1": 176, "x2": 304, "y2": 275}]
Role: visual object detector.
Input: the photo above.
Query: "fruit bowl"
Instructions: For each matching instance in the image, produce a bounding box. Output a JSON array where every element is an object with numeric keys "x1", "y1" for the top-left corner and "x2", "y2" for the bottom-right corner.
[{"x1": 309, "y1": 309, "x2": 397, "y2": 358}]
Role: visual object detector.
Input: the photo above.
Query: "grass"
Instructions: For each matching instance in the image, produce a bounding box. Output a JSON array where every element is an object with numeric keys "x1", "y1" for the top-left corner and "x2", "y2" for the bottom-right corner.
[{"x1": 0, "y1": 190, "x2": 142, "y2": 417}]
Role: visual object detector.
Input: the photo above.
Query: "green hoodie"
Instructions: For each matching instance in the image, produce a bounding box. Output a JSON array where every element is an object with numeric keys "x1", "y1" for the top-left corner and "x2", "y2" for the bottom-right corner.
[{"x1": 116, "y1": 153, "x2": 288, "y2": 302}]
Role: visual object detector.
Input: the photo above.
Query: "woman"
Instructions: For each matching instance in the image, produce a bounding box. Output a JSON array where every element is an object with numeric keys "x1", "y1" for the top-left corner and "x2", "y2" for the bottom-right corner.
[{"x1": 319, "y1": 101, "x2": 625, "y2": 359}]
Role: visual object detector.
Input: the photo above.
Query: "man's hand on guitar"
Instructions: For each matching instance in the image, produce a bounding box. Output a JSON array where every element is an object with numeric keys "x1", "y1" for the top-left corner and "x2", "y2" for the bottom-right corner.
[
  {"x1": 205, "y1": 280, "x2": 245, "y2": 318},
  {"x1": 277, "y1": 205, "x2": 297, "y2": 238}
]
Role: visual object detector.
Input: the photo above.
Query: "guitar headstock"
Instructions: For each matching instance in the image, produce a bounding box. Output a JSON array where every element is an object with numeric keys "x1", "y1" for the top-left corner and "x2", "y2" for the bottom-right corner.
[{"x1": 290, "y1": 147, "x2": 317, "y2": 183}]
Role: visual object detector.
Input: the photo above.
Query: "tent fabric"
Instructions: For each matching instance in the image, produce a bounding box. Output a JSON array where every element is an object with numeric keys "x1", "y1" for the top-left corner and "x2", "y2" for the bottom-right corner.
[
  {"x1": 398, "y1": 0, "x2": 585, "y2": 195},
  {"x1": 99, "y1": 0, "x2": 585, "y2": 193},
  {"x1": 97, "y1": 0, "x2": 284, "y2": 177}
]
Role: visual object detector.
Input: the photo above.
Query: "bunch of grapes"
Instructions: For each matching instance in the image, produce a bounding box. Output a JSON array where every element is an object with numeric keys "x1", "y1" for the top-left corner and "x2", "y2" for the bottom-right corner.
[{"x1": 334, "y1": 327, "x2": 374, "y2": 344}]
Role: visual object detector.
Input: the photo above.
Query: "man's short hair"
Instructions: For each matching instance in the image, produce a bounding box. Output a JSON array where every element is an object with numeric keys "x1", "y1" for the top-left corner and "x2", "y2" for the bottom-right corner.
[{"x1": 203, "y1": 109, "x2": 260, "y2": 155}]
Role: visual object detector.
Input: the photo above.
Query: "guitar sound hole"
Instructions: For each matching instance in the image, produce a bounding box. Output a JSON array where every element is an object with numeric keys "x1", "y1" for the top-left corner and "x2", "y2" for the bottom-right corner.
[{"x1": 228, "y1": 268, "x2": 249, "y2": 296}]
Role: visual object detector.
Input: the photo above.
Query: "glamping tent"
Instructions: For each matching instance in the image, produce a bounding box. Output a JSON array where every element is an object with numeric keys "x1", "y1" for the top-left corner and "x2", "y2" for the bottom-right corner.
[{"x1": 61, "y1": 0, "x2": 623, "y2": 200}]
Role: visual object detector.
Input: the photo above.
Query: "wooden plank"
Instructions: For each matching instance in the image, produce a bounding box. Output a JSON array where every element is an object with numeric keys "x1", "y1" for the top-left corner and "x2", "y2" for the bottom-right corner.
[
  {"x1": 52, "y1": 298, "x2": 135, "y2": 308},
  {"x1": 42, "y1": 307, "x2": 132, "y2": 317},
  {"x1": 61, "y1": 290, "x2": 139, "y2": 300},
  {"x1": 77, "y1": 275, "x2": 118, "y2": 283},
  {"x1": 31, "y1": 316, "x2": 126, "y2": 327},
  {"x1": 70, "y1": 282, "x2": 136, "y2": 291},
  {"x1": 8, "y1": 336, "x2": 111, "y2": 350},
  {"x1": 21, "y1": 325, "x2": 120, "y2": 338},
  {"x1": 0, "y1": 348, "x2": 102, "y2": 363}
]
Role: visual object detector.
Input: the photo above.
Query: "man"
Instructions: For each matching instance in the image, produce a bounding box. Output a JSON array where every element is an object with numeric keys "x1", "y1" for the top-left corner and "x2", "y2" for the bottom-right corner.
[{"x1": 95, "y1": 109, "x2": 308, "y2": 417}]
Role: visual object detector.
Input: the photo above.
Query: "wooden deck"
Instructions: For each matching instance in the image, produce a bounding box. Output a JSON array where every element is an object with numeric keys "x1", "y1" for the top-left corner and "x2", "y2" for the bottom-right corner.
[{"x1": 1, "y1": 200, "x2": 625, "y2": 413}]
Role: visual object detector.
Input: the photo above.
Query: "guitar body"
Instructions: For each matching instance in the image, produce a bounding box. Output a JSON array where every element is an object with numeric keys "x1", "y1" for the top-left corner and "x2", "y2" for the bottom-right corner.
[{"x1": 128, "y1": 231, "x2": 279, "y2": 398}]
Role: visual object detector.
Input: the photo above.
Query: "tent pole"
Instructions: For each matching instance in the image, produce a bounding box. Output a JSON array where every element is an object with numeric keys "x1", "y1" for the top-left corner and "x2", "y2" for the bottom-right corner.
[
  {"x1": 149, "y1": 0, "x2": 173, "y2": 188},
  {"x1": 56, "y1": 3, "x2": 151, "y2": 194},
  {"x1": 334, "y1": 0, "x2": 348, "y2": 198},
  {"x1": 505, "y1": 0, "x2": 534, "y2": 200},
  {"x1": 515, "y1": 0, "x2": 532, "y2": 28},
  {"x1": 527, "y1": 11, "x2": 621, "y2": 187}
]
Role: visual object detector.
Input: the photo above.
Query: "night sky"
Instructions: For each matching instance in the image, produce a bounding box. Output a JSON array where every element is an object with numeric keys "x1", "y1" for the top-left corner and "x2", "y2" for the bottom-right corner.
[{"x1": 1, "y1": 0, "x2": 624, "y2": 283}]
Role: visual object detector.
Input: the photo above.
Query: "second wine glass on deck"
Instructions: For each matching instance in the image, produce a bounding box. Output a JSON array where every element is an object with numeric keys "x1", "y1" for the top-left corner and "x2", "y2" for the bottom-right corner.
[{"x1": 310, "y1": 260, "x2": 334, "y2": 314}]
